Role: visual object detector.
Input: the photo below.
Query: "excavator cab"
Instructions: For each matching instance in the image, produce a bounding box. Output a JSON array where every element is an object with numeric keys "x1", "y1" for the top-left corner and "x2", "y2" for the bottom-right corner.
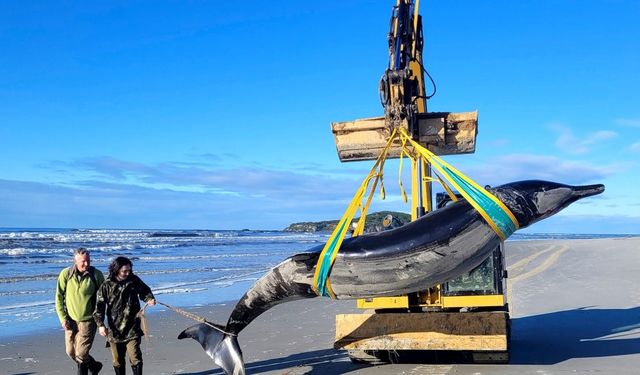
[{"x1": 437, "y1": 192, "x2": 507, "y2": 304}]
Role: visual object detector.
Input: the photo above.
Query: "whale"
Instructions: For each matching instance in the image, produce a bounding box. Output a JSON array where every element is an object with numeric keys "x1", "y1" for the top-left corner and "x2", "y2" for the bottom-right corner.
[{"x1": 178, "y1": 180, "x2": 604, "y2": 375}]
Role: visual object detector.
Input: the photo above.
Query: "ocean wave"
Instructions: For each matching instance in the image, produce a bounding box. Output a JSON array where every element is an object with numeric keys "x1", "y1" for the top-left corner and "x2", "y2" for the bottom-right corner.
[
  {"x1": 0, "y1": 232, "x2": 55, "y2": 240},
  {"x1": 0, "y1": 289, "x2": 50, "y2": 297},
  {"x1": 0, "y1": 268, "x2": 266, "y2": 291},
  {"x1": 0, "y1": 300, "x2": 53, "y2": 311},
  {"x1": 0, "y1": 242, "x2": 190, "y2": 257},
  {"x1": 211, "y1": 276, "x2": 260, "y2": 287},
  {"x1": 153, "y1": 287, "x2": 208, "y2": 295},
  {"x1": 134, "y1": 251, "x2": 290, "y2": 262},
  {"x1": 0, "y1": 271, "x2": 265, "y2": 312},
  {"x1": 2, "y1": 229, "x2": 326, "y2": 243},
  {"x1": 152, "y1": 269, "x2": 266, "y2": 291},
  {"x1": 0, "y1": 230, "x2": 327, "y2": 263},
  {"x1": 139, "y1": 266, "x2": 251, "y2": 276},
  {"x1": 149, "y1": 232, "x2": 201, "y2": 238},
  {"x1": 0, "y1": 264, "x2": 263, "y2": 283},
  {"x1": 8, "y1": 258, "x2": 83, "y2": 265},
  {"x1": 0, "y1": 274, "x2": 58, "y2": 283},
  {"x1": 72, "y1": 229, "x2": 145, "y2": 234},
  {"x1": 0, "y1": 247, "x2": 70, "y2": 256}
]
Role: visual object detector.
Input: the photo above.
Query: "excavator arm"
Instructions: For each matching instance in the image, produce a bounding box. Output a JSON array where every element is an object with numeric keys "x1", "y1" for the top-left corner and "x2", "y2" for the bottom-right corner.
[
  {"x1": 331, "y1": 1, "x2": 477, "y2": 164},
  {"x1": 379, "y1": 0, "x2": 428, "y2": 137}
]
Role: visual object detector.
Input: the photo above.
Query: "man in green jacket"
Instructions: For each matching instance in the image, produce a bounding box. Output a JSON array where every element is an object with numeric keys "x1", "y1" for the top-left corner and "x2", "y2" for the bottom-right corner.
[{"x1": 56, "y1": 247, "x2": 105, "y2": 375}]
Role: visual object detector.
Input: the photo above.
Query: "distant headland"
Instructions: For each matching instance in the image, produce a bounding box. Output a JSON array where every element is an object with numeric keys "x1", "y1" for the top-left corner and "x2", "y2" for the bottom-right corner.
[{"x1": 283, "y1": 211, "x2": 411, "y2": 233}]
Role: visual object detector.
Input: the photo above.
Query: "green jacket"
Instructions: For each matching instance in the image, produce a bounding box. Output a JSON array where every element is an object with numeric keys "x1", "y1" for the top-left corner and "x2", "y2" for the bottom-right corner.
[
  {"x1": 94, "y1": 274, "x2": 154, "y2": 343},
  {"x1": 55, "y1": 266, "x2": 105, "y2": 324}
]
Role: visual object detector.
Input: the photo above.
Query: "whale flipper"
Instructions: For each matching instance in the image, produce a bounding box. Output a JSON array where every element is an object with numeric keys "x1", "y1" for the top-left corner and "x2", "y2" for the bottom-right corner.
[{"x1": 178, "y1": 323, "x2": 245, "y2": 375}]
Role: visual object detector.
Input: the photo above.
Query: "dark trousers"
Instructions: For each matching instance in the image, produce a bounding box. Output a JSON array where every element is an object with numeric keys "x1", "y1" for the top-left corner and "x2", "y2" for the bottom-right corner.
[{"x1": 110, "y1": 338, "x2": 142, "y2": 367}]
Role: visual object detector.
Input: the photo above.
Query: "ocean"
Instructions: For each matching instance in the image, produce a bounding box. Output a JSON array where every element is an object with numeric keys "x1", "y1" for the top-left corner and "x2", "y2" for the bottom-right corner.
[
  {"x1": 0, "y1": 227, "x2": 634, "y2": 339},
  {"x1": 0, "y1": 228, "x2": 328, "y2": 339}
]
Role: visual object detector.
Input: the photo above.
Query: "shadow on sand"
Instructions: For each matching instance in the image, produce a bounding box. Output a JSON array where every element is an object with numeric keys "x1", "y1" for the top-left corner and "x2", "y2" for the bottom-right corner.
[
  {"x1": 180, "y1": 348, "x2": 362, "y2": 375},
  {"x1": 181, "y1": 306, "x2": 640, "y2": 374},
  {"x1": 510, "y1": 305, "x2": 640, "y2": 364}
]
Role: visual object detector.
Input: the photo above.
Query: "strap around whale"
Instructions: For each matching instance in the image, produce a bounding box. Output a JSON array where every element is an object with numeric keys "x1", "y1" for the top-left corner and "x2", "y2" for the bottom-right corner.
[
  {"x1": 398, "y1": 129, "x2": 519, "y2": 240},
  {"x1": 312, "y1": 129, "x2": 398, "y2": 298}
]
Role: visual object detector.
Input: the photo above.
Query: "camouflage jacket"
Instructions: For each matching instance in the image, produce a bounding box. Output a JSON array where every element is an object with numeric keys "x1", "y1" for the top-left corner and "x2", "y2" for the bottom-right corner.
[{"x1": 93, "y1": 274, "x2": 154, "y2": 343}]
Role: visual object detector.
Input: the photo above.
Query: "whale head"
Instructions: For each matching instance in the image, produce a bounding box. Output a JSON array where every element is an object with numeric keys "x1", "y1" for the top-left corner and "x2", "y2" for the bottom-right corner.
[{"x1": 489, "y1": 180, "x2": 605, "y2": 229}]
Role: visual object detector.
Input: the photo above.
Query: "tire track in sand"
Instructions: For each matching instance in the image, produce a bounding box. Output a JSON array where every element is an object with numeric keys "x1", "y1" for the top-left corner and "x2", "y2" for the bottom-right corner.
[
  {"x1": 507, "y1": 244, "x2": 570, "y2": 311},
  {"x1": 508, "y1": 244, "x2": 555, "y2": 276},
  {"x1": 509, "y1": 244, "x2": 569, "y2": 283}
]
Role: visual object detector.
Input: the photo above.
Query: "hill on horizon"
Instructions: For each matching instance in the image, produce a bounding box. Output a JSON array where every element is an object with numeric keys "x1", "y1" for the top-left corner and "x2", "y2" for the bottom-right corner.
[{"x1": 283, "y1": 210, "x2": 411, "y2": 233}]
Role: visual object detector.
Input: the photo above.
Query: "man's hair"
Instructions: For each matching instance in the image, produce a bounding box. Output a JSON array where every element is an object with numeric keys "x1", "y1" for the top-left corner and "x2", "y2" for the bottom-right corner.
[
  {"x1": 108, "y1": 256, "x2": 133, "y2": 281},
  {"x1": 74, "y1": 247, "x2": 90, "y2": 256}
]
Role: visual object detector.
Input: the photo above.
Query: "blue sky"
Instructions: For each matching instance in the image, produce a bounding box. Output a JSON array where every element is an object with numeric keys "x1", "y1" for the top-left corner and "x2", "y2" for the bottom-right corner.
[{"x1": 1, "y1": 1, "x2": 638, "y2": 233}]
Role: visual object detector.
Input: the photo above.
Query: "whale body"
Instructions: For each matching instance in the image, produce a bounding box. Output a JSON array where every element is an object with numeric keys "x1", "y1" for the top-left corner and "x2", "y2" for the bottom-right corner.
[{"x1": 179, "y1": 180, "x2": 605, "y2": 375}]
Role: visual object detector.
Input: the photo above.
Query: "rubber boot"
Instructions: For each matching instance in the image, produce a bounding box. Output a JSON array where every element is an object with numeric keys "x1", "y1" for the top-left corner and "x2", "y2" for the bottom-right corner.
[
  {"x1": 131, "y1": 363, "x2": 142, "y2": 375},
  {"x1": 113, "y1": 365, "x2": 125, "y2": 375},
  {"x1": 88, "y1": 358, "x2": 103, "y2": 374},
  {"x1": 77, "y1": 362, "x2": 89, "y2": 375}
]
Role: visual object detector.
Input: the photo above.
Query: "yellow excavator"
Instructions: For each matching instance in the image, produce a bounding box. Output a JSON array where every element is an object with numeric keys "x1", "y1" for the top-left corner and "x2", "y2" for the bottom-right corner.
[{"x1": 331, "y1": 0, "x2": 510, "y2": 364}]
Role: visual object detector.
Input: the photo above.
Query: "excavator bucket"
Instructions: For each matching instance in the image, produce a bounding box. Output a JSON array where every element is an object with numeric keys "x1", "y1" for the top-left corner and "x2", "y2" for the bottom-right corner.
[{"x1": 331, "y1": 111, "x2": 478, "y2": 162}]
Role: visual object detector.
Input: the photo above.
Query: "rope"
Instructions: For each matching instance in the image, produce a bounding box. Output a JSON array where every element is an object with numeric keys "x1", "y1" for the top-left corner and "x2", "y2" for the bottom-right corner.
[
  {"x1": 136, "y1": 300, "x2": 234, "y2": 337},
  {"x1": 138, "y1": 302, "x2": 150, "y2": 341}
]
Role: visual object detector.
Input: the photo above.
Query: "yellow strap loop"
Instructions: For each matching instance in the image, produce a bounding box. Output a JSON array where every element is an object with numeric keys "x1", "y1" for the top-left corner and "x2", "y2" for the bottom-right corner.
[
  {"x1": 398, "y1": 128, "x2": 519, "y2": 240},
  {"x1": 397, "y1": 136, "x2": 409, "y2": 203},
  {"x1": 423, "y1": 171, "x2": 459, "y2": 203},
  {"x1": 312, "y1": 128, "x2": 399, "y2": 297},
  {"x1": 354, "y1": 171, "x2": 383, "y2": 237},
  {"x1": 435, "y1": 172, "x2": 459, "y2": 202}
]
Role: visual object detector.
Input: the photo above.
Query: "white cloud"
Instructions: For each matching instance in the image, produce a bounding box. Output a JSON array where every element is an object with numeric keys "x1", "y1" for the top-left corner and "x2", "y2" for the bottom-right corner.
[
  {"x1": 2, "y1": 176, "x2": 632, "y2": 233},
  {"x1": 18, "y1": 152, "x2": 625, "y2": 229},
  {"x1": 0, "y1": 177, "x2": 358, "y2": 229},
  {"x1": 615, "y1": 118, "x2": 640, "y2": 127},
  {"x1": 550, "y1": 124, "x2": 618, "y2": 155},
  {"x1": 46, "y1": 156, "x2": 364, "y2": 202},
  {"x1": 629, "y1": 142, "x2": 640, "y2": 153},
  {"x1": 451, "y1": 153, "x2": 618, "y2": 187}
]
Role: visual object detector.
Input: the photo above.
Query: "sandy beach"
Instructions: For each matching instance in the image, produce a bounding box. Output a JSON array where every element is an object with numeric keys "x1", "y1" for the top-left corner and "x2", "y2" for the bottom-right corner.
[{"x1": 2, "y1": 237, "x2": 639, "y2": 375}]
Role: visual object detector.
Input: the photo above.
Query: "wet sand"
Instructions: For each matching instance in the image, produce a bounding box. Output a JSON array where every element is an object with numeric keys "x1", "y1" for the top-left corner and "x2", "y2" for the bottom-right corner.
[{"x1": 2, "y1": 237, "x2": 639, "y2": 374}]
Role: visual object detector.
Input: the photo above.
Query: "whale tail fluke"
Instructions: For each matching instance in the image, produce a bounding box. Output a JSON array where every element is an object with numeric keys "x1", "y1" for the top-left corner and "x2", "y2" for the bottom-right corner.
[{"x1": 178, "y1": 323, "x2": 245, "y2": 375}]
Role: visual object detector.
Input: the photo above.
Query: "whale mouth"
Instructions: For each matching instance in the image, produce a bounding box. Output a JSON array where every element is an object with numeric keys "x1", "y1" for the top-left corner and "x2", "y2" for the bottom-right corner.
[{"x1": 571, "y1": 184, "x2": 605, "y2": 198}]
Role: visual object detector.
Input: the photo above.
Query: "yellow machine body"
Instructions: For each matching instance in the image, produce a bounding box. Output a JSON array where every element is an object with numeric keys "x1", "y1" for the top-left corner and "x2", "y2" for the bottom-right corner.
[
  {"x1": 357, "y1": 293, "x2": 505, "y2": 310},
  {"x1": 335, "y1": 312, "x2": 509, "y2": 352}
]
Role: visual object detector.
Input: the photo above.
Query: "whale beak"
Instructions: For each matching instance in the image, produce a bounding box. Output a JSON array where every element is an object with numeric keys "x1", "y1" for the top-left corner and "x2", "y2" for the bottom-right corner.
[{"x1": 571, "y1": 184, "x2": 605, "y2": 199}]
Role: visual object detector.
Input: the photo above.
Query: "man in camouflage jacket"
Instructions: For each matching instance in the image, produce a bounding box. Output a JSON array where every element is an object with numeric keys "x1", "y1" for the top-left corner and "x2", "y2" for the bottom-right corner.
[{"x1": 94, "y1": 256, "x2": 155, "y2": 375}]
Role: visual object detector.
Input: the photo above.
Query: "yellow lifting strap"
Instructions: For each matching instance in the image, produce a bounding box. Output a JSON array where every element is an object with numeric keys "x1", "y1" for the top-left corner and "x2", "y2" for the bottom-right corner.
[
  {"x1": 312, "y1": 129, "x2": 397, "y2": 298},
  {"x1": 312, "y1": 128, "x2": 519, "y2": 298},
  {"x1": 397, "y1": 128, "x2": 519, "y2": 240}
]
